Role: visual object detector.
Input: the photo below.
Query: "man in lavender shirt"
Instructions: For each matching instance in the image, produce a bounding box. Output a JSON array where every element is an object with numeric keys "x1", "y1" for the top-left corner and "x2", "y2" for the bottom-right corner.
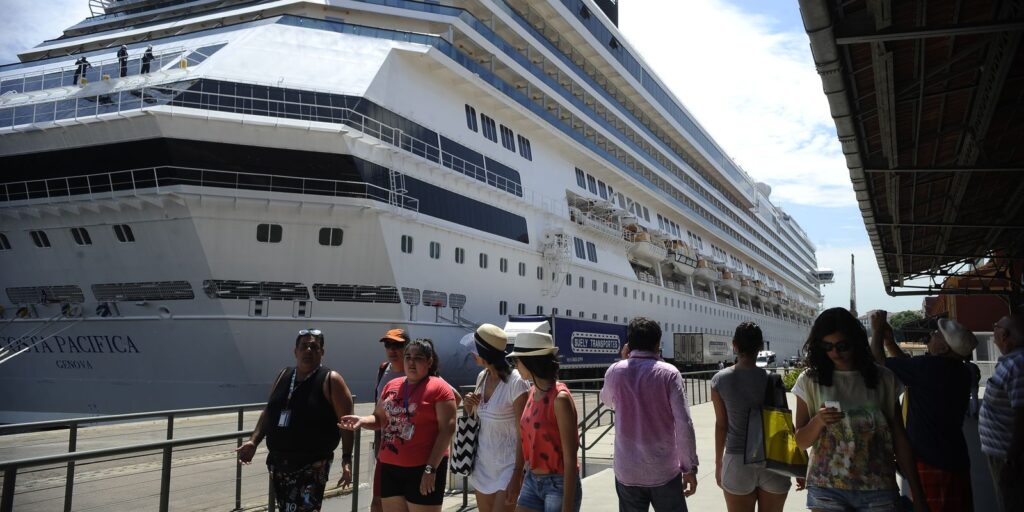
[{"x1": 601, "y1": 317, "x2": 699, "y2": 511}]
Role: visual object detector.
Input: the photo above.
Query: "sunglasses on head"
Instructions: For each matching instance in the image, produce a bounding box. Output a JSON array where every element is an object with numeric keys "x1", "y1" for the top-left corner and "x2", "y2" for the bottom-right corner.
[
  {"x1": 820, "y1": 341, "x2": 851, "y2": 353},
  {"x1": 298, "y1": 329, "x2": 322, "y2": 336}
]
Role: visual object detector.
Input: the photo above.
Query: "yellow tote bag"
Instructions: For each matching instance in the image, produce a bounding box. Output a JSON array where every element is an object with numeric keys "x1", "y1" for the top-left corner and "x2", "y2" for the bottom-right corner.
[{"x1": 744, "y1": 374, "x2": 809, "y2": 478}]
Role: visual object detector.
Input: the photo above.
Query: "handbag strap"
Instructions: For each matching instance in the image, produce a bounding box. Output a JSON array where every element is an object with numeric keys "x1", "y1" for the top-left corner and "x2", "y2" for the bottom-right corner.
[
  {"x1": 465, "y1": 370, "x2": 487, "y2": 418},
  {"x1": 762, "y1": 373, "x2": 785, "y2": 408}
]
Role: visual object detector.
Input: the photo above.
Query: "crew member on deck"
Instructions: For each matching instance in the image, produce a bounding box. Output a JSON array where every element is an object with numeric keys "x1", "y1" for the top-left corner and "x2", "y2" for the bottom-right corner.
[{"x1": 117, "y1": 45, "x2": 128, "y2": 77}]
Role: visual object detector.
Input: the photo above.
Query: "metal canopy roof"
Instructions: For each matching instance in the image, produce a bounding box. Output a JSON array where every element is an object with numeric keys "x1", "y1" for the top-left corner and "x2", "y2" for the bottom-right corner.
[{"x1": 799, "y1": 0, "x2": 1024, "y2": 297}]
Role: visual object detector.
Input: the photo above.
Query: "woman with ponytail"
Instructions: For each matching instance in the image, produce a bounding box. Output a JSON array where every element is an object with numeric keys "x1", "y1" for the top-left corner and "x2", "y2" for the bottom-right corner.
[{"x1": 462, "y1": 324, "x2": 530, "y2": 511}]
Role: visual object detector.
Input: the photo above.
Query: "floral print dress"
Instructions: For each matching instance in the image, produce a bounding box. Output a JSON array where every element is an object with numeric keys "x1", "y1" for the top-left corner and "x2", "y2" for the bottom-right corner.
[{"x1": 792, "y1": 366, "x2": 899, "y2": 491}]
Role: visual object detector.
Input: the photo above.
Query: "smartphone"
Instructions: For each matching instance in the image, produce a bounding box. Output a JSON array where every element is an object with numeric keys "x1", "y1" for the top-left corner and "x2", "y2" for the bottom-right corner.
[{"x1": 824, "y1": 400, "x2": 842, "y2": 412}]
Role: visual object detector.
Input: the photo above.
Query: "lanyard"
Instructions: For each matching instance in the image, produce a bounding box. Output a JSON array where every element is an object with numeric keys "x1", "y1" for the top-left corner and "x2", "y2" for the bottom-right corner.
[
  {"x1": 401, "y1": 377, "x2": 426, "y2": 413},
  {"x1": 287, "y1": 366, "x2": 320, "y2": 408}
]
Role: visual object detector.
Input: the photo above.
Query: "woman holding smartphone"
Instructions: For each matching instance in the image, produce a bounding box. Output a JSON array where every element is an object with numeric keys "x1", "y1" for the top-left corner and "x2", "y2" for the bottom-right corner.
[{"x1": 792, "y1": 308, "x2": 927, "y2": 512}]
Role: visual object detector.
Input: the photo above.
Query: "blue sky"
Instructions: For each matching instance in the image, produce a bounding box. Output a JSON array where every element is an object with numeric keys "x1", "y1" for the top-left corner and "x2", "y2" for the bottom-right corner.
[{"x1": 0, "y1": 0, "x2": 927, "y2": 314}]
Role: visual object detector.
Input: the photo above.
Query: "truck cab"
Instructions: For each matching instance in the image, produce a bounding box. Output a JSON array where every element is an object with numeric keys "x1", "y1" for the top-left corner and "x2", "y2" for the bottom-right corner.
[{"x1": 756, "y1": 350, "x2": 777, "y2": 368}]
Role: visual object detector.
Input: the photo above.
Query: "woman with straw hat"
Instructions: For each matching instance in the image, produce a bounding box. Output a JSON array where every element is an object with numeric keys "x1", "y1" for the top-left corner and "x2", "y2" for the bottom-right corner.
[
  {"x1": 507, "y1": 332, "x2": 581, "y2": 512},
  {"x1": 462, "y1": 324, "x2": 530, "y2": 511}
]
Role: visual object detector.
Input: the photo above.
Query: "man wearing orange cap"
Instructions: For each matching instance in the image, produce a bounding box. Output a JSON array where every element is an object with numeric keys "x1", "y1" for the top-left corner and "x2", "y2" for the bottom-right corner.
[{"x1": 354, "y1": 327, "x2": 410, "y2": 512}]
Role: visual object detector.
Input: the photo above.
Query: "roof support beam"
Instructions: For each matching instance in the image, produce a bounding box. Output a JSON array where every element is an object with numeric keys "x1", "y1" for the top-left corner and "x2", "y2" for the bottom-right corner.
[
  {"x1": 836, "y1": 20, "x2": 1024, "y2": 45},
  {"x1": 863, "y1": 167, "x2": 1024, "y2": 173},
  {"x1": 876, "y1": 221, "x2": 1022, "y2": 229}
]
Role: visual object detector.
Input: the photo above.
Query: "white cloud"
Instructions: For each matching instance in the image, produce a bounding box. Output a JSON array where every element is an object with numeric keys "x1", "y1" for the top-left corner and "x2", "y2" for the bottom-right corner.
[
  {"x1": 618, "y1": 0, "x2": 854, "y2": 207},
  {"x1": 1, "y1": 0, "x2": 92, "y2": 64}
]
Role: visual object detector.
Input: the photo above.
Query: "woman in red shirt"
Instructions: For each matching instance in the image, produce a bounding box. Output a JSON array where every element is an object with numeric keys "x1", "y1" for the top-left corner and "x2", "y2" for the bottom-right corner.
[
  {"x1": 507, "y1": 332, "x2": 581, "y2": 512},
  {"x1": 340, "y1": 339, "x2": 456, "y2": 510}
]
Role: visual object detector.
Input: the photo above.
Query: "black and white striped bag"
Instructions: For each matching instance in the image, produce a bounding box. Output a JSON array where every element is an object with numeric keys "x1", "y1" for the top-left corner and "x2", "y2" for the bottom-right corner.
[{"x1": 449, "y1": 371, "x2": 486, "y2": 476}]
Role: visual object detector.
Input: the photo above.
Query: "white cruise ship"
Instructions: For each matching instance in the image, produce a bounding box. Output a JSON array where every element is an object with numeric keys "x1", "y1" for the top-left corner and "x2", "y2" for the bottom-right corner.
[{"x1": 0, "y1": 0, "x2": 828, "y2": 422}]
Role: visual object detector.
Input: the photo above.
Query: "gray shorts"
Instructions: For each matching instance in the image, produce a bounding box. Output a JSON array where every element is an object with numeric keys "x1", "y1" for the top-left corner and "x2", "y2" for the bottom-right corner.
[{"x1": 721, "y1": 452, "x2": 791, "y2": 495}]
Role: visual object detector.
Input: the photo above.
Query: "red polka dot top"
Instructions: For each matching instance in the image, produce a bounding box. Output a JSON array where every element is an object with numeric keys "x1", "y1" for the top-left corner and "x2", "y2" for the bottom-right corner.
[{"x1": 520, "y1": 381, "x2": 578, "y2": 473}]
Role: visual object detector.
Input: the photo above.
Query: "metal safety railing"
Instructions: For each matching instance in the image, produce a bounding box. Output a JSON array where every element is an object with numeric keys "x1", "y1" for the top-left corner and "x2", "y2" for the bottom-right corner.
[
  {"x1": 0, "y1": 399, "x2": 370, "y2": 512},
  {"x1": 0, "y1": 165, "x2": 421, "y2": 213}
]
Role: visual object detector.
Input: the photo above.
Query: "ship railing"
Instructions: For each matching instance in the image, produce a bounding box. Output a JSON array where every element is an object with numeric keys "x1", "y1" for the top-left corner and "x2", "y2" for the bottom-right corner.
[
  {"x1": 0, "y1": 166, "x2": 421, "y2": 213},
  {"x1": 0, "y1": 44, "x2": 220, "y2": 97},
  {"x1": 0, "y1": 400, "x2": 370, "y2": 512}
]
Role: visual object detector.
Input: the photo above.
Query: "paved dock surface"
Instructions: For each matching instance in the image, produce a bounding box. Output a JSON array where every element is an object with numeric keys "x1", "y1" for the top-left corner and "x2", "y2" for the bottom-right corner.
[{"x1": 1, "y1": 385, "x2": 995, "y2": 511}]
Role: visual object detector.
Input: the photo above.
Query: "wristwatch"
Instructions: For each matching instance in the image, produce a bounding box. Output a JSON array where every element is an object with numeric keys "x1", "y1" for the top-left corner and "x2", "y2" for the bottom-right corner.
[{"x1": 424, "y1": 464, "x2": 434, "y2": 474}]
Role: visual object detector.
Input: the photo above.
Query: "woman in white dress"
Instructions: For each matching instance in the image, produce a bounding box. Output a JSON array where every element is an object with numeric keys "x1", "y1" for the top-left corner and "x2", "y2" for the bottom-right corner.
[{"x1": 462, "y1": 324, "x2": 530, "y2": 512}]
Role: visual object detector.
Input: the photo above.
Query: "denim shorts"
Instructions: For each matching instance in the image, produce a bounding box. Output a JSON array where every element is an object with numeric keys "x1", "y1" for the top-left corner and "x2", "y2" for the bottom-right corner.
[
  {"x1": 517, "y1": 470, "x2": 582, "y2": 512},
  {"x1": 806, "y1": 486, "x2": 899, "y2": 511}
]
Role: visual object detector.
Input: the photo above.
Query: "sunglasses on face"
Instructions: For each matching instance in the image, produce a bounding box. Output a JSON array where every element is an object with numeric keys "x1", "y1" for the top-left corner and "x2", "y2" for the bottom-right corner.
[
  {"x1": 298, "y1": 329, "x2": 322, "y2": 336},
  {"x1": 297, "y1": 341, "x2": 322, "y2": 351},
  {"x1": 384, "y1": 341, "x2": 405, "y2": 350},
  {"x1": 820, "y1": 341, "x2": 851, "y2": 353}
]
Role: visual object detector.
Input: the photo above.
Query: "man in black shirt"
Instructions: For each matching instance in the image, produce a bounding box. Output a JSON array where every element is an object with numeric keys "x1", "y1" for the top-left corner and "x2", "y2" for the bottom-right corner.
[
  {"x1": 870, "y1": 311, "x2": 976, "y2": 511},
  {"x1": 141, "y1": 45, "x2": 155, "y2": 74},
  {"x1": 237, "y1": 329, "x2": 354, "y2": 512}
]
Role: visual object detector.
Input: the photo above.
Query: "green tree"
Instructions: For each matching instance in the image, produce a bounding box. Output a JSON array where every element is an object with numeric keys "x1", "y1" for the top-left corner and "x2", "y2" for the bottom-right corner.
[{"x1": 889, "y1": 310, "x2": 924, "y2": 330}]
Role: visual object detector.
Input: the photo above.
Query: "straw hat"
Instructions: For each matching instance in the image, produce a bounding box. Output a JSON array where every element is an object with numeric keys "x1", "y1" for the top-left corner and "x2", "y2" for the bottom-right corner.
[{"x1": 507, "y1": 331, "x2": 557, "y2": 357}]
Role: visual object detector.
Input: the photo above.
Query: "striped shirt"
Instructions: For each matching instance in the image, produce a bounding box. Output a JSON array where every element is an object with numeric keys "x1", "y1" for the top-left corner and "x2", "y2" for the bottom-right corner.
[{"x1": 979, "y1": 347, "x2": 1024, "y2": 459}]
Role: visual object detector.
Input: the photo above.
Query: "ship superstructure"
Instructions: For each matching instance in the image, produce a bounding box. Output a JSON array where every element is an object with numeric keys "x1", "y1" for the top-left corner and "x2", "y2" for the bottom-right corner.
[{"x1": 0, "y1": 0, "x2": 825, "y2": 422}]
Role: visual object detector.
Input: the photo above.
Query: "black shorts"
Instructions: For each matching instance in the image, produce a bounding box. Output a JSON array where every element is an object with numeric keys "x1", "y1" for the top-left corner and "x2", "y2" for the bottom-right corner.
[{"x1": 379, "y1": 457, "x2": 448, "y2": 505}]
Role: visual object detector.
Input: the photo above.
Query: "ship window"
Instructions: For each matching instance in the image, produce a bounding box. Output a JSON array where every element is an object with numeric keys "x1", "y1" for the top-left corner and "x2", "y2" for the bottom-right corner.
[
  {"x1": 455, "y1": 247, "x2": 465, "y2": 264},
  {"x1": 579, "y1": 276, "x2": 584, "y2": 288},
  {"x1": 499, "y1": 300, "x2": 507, "y2": 315},
  {"x1": 642, "y1": 206, "x2": 651, "y2": 222},
  {"x1": 575, "y1": 168, "x2": 586, "y2": 189},
  {"x1": 613, "y1": 284, "x2": 619, "y2": 294},
  {"x1": 566, "y1": 273, "x2": 572, "y2": 285},
  {"x1": 552, "y1": 308, "x2": 559, "y2": 316},
  {"x1": 112, "y1": 224, "x2": 135, "y2": 243},
  {"x1": 574, "y1": 237, "x2": 585, "y2": 258},
  {"x1": 592, "y1": 279, "x2": 597, "y2": 291},
  {"x1": 499, "y1": 125, "x2": 515, "y2": 152},
  {"x1": 603, "y1": 314, "x2": 609, "y2": 321},
  {"x1": 518, "y1": 262, "x2": 526, "y2": 276},
  {"x1": 586, "y1": 242, "x2": 597, "y2": 262},
  {"x1": 586, "y1": 175, "x2": 597, "y2": 194},
  {"x1": 624, "y1": 286, "x2": 629, "y2": 297},
  {"x1": 537, "y1": 266, "x2": 544, "y2": 280},
  {"x1": 581, "y1": 311, "x2": 586, "y2": 318},
  {"x1": 500, "y1": 257, "x2": 508, "y2": 273},
  {"x1": 401, "y1": 235, "x2": 413, "y2": 254},
  {"x1": 257, "y1": 223, "x2": 282, "y2": 243},
  {"x1": 481, "y1": 114, "x2": 497, "y2": 142},
  {"x1": 17, "y1": 230, "x2": 47, "y2": 254},
  {"x1": 429, "y1": 241, "x2": 441, "y2": 259},
  {"x1": 0, "y1": 233, "x2": 10, "y2": 250},
  {"x1": 517, "y1": 135, "x2": 532, "y2": 160},
  {"x1": 70, "y1": 227, "x2": 92, "y2": 246},
  {"x1": 566, "y1": 309, "x2": 573, "y2": 317},
  {"x1": 537, "y1": 305, "x2": 544, "y2": 314},
  {"x1": 518, "y1": 303, "x2": 526, "y2": 314},
  {"x1": 603, "y1": 282, "x2": 608, "y2": 293},
  {"x1": 617, "y1": 192, "x2": 625, "y2": 208},
  {"x1": 465, "y1": 105, "x2": 478, "y2": 132},
  {"x1": 318, "y1": 227, "x2": 344, "y2": 246},
  {"x1": 479, "y1": 253, "x2": 488, "y2": 269},
  {"x1": 597, "y1": 180, "x2": 607, "y2": 199}
]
